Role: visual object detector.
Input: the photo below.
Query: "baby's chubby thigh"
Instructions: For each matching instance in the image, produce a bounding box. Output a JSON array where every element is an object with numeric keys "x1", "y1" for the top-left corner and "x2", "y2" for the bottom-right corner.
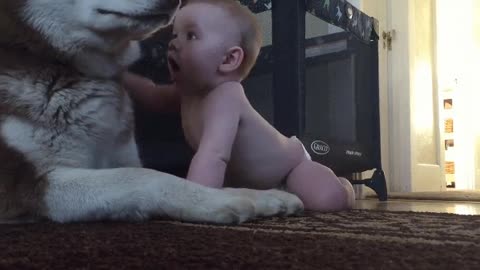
[
  {"x1": 284, "y1": 137, "x2": 355, "y2": 211},
  {"x1": 224, "y1": 136, "x2": 307, "y2": 190}
]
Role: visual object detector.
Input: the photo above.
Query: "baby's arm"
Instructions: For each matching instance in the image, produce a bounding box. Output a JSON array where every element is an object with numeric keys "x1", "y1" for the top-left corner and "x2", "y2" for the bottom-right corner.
[
  {"x1": 121, "y1": 72, "x2": 180, "y2": 113},
  {"x1": 186, "y1": 83, "x2": 244, "y2": 188}
]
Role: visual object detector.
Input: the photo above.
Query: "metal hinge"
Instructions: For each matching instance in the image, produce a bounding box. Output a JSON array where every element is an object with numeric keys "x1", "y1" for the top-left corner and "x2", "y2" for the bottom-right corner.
[{"x1": 382, "y1": 30, "x2": 395, "y2": 51}]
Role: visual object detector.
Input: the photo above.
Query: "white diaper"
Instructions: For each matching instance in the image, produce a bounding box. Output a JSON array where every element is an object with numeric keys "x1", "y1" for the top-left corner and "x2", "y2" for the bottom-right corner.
[{"x1": 290, "y1": 136, "x2": 312, "y2": 161}]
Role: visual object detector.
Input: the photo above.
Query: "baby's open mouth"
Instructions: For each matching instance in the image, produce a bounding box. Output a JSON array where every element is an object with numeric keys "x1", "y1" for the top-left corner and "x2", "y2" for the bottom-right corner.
[{"x1": 168, "y1": 56, "x2": 180, "y2": 72}]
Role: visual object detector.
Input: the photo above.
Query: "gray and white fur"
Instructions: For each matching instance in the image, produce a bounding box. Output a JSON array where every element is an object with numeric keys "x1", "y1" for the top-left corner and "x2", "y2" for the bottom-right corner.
[{"x1": 0, "y1": 0, "x2": 303, "y2": 224}]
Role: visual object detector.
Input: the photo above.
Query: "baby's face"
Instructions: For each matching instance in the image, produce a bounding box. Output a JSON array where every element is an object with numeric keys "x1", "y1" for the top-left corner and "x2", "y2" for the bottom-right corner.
[{"x1": 167, "y1": 3, "x2": 239, "y2": 90}]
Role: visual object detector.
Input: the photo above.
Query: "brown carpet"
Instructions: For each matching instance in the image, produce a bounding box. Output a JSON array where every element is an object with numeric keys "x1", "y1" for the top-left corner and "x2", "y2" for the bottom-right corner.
[{"x1": 1, "y1": 210, "x2": 480, "y2": 269}]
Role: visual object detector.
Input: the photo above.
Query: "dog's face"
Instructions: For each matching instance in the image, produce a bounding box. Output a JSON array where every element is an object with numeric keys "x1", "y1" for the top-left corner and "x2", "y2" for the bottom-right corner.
[{"x1": 0, "y1": 0, "x2": 181, "y2": 77}]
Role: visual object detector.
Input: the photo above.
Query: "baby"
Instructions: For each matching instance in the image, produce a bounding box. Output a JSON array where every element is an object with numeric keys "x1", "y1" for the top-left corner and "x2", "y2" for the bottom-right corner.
[{"x1": 124, "y1": 0, "x2": 355, "y2": 211}]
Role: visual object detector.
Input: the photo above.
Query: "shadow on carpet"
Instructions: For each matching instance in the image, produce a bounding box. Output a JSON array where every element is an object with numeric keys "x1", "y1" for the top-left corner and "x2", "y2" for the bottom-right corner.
[{"x1": 1, "y1": 210, "x2": 480, "y2": 269}]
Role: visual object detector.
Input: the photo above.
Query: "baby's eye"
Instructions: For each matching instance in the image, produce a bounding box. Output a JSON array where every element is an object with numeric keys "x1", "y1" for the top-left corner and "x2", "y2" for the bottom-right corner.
[
  {"x1": 170, "y1": 33, "x2": 178, "y2": 40},
  {"x1": 186, "y1": 31, "x2": 197, "y2": 40}
]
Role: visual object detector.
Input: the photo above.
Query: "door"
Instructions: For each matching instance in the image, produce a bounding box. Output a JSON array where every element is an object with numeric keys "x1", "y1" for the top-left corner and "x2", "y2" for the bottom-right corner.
[
  {"x1": 362, "y1": 0, "x2": 445, "y2": 192},
  {"x1": 408, "y1": 0, "x2": 444, "y2": 191}
]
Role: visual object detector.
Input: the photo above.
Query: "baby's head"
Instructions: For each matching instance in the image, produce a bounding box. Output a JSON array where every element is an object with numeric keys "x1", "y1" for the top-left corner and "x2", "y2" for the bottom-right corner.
[{"x1": 167, "y1": 0, "x2": 262, "y2": 90}]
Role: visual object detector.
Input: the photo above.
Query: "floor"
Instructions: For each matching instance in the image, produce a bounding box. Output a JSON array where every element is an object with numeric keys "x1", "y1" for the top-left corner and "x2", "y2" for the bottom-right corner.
[{"x1": 355, "y1": 199, "x2": 480, "y2": 215}]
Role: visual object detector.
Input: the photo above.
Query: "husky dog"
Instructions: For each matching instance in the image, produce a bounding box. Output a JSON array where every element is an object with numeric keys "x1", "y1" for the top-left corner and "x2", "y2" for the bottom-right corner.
[{"x1": 0, "y1": 0, "x2": 303, "y2": 223}]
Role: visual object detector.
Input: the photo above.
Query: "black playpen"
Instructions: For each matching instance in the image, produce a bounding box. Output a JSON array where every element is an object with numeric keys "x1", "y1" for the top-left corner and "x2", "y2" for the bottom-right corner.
[{"x1": 131, "y1": 0, "x2": 388, "y2": 201}]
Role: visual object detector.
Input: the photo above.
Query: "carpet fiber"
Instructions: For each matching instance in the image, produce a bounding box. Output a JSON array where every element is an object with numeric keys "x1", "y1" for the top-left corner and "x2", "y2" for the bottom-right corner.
[{"x1": 2, "y1": 210, "x2": 480, "y2": 269}]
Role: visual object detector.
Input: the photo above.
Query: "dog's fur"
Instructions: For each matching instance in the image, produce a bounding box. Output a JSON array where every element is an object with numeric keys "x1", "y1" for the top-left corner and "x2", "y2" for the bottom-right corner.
[{"x1": 0, "y1": 0, "x2": 303, "y2": 224}]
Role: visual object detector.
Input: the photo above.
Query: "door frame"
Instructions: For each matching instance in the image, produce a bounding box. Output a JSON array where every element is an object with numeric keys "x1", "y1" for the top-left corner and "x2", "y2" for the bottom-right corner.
[{"x1": 362, "y1": 0, "x2": 445, "y2": 193}]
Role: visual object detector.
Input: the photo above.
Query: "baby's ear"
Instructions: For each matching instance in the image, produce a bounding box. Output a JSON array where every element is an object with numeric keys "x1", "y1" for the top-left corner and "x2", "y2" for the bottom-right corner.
[{"x1": 219, "y1": 46, "x2": 244, "y2": 74}]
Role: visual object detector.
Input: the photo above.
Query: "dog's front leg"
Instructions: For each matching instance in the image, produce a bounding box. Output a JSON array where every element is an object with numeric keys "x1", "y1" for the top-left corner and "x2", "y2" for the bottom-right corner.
[{"x1": 42, "y1": 167, "x2": 257, "y2": 224}]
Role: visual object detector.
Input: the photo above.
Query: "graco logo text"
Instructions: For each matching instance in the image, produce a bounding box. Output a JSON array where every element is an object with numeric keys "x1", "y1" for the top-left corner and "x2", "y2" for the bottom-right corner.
[{"x1": 310, "y1": 140, "x2": 330, "y2": 155}]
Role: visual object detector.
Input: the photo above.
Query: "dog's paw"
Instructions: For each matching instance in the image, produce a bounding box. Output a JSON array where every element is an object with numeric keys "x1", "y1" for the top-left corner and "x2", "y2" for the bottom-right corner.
[
  {"x1": 181, "y1": 192, "x2": 256, "y2": 225},
  {"x1": 207, "y1": 196, "x2": 256, "y2": 224},
  {"x1": 223, "y1": 188, "x2": 304, "y2": 217},
  {"x1": 254, "y1": 189, "x2": 304, "y2": 217}
]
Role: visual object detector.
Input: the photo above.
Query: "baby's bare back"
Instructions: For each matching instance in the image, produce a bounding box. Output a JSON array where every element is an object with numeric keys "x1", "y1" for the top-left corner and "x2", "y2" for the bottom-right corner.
[{"x1": 182, "y1": 85, "x2": 306, "y2": 189}]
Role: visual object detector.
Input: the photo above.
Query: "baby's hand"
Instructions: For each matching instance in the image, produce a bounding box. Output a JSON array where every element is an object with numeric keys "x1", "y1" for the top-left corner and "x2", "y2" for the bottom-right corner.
[{"x1": 122, "y1": 72, "x2": 179, "y2": 113}]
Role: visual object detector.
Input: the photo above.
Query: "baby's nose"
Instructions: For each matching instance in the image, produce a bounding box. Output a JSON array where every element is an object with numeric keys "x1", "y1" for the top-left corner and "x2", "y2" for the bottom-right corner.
[{"x1": 168, "y1": 39, "x2": 177, "y2": 51}]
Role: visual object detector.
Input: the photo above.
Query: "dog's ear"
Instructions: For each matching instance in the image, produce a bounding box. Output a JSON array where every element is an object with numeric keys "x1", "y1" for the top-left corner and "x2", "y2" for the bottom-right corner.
[{"x1": 219, "y1": 46, "x2": 244, "y2": 74}]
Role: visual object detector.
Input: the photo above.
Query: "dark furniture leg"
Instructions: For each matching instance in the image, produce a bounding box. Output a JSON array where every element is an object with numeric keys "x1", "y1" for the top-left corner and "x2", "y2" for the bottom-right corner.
[{"x1": 350, "y1": 170, "x2": 388, "y2": 201}]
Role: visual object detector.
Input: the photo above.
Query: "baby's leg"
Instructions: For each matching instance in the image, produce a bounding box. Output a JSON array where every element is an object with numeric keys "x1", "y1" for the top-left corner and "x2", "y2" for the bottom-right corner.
[{"x1": 285, "y1": 159, "x2": 355, "y2": 211}]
